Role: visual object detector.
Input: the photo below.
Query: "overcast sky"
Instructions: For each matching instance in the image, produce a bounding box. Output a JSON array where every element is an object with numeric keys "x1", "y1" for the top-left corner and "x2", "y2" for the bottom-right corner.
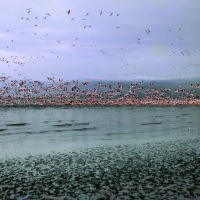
[{"x1": 0, "y1": 0, "x2": 200, "y2": 81}]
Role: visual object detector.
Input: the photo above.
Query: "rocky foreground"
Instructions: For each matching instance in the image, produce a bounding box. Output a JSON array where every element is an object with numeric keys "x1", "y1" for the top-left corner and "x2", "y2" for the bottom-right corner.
[{"x1": 0, "y1": 138, "x2": 200, "y2": 200}]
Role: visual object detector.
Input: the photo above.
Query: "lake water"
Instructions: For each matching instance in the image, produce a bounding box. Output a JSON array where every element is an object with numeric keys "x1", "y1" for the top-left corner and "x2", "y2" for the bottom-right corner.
[{"x1": 0, "y1": 106, "x2": 199, "y2": 159}]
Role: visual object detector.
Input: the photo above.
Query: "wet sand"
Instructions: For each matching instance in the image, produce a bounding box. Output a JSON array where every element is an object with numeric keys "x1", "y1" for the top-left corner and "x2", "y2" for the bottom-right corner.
[{"x1": 1, "y1": 138, "x2": 200, "y2": 200}]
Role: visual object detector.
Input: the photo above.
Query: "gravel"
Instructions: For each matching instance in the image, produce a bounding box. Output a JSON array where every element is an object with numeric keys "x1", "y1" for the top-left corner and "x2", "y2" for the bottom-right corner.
[{"x1": 0, "y1": 138, "x2": 200, "y2": 200}]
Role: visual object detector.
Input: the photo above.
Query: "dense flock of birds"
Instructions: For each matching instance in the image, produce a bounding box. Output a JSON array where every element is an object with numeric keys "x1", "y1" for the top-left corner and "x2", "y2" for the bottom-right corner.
[
  {"x1": 0, "y1": 7, "x2": 200, "y2": 106},
  {"x1": 0, "y1": 76, "x2": 200, "y2": 106}
]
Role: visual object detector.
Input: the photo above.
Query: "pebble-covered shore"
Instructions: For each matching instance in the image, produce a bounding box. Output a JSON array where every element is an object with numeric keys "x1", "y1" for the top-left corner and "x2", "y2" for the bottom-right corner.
[{"x1": 1, "y1": 139, "x2": 200, "y2": 200}]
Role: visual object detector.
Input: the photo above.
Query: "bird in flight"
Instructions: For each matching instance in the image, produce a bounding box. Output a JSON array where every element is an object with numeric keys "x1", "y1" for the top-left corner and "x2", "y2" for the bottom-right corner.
[
  {"x1": 145, "y1": 29, "x2": 150, "y2": 34},
  {"x1": 67, "y1": 10, "x2": 70, "y2": 15},
  {"x1": 100, "y1": 11, "x2": 102, "y2": 15}
]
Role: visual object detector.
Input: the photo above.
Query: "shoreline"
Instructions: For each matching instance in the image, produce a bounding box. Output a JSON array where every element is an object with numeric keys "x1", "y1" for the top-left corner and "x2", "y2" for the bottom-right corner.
[
  {"x1": 0, "y1": 99, "x2": 200, "y2": 107},
  {"x1": 1, "y1": 138, "x2": 200, "y2": 199}
]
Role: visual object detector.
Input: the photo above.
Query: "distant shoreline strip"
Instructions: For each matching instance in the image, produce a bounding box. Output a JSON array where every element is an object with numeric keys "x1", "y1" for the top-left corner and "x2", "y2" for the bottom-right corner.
[{"x1": 0, "y1": 100, "x2": 200, "y2": 107}]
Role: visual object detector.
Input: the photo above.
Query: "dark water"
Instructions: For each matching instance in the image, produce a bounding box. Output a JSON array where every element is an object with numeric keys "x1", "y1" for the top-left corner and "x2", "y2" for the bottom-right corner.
[{"x1": 0, "y1": 106, "x2": 199, "y2": 159}]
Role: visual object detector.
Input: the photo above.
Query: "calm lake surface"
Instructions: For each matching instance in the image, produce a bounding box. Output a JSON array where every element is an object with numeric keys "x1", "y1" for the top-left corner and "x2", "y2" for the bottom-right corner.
[{"x1": 0, "y1": 106, "x2": 199, "y2": 159}]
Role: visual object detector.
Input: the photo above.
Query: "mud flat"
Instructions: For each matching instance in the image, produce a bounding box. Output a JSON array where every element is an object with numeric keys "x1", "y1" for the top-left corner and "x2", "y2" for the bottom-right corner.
[{"x1": 0, "y1": 138, "x2": 200, "y2": 200}]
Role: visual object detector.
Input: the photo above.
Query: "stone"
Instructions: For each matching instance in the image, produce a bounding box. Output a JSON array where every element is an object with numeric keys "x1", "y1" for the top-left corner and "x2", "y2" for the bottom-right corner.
[{"x1": 10, "y1": 194, "x2": 15, "y2": 199}]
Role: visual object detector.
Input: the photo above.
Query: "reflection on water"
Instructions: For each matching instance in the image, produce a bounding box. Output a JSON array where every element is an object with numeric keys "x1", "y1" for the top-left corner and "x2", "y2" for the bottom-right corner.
[{"x1": 0, "y1": 106, "x2": 199, "y2": 158}]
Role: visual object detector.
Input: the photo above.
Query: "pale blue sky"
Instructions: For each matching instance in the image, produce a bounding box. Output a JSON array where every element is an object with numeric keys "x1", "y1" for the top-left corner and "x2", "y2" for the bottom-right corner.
[{"x1": 0, "y1": 0, "x2": 200, "y2": 81}]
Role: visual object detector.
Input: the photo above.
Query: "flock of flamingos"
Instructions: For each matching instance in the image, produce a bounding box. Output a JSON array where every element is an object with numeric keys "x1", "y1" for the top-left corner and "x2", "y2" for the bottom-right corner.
[
  {"x1": 0, "y1": 76, "x2": 200, "y2": 106},
  {"x1": 1, "y1": 8, "x2": 199, "y2": 107}
]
